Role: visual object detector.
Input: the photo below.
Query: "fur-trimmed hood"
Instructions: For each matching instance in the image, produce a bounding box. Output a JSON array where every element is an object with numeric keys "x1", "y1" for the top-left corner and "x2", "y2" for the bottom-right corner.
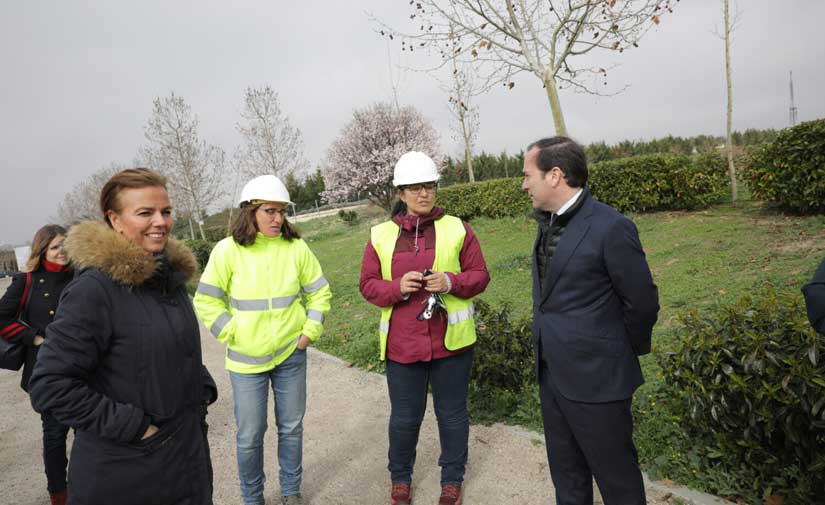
[{"x1": 65, "y1": 221, "x2": 198, "y2": 287}]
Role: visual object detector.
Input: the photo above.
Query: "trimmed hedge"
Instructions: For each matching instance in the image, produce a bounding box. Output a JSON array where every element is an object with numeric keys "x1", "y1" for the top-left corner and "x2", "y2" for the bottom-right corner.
[
  {"x1": 660, "y1": 286, "x2": 825, "y2": 503},
  {"x1": 437, "y1": 153, "x2": 728, "y2": 219},
  {"x1": 436, "y1": 177, "x2": 530, "y2": 222},
  {"x1": 748, "y1": 118, "x2": 825, "y2": 214},
  {"x1": 589, "y1": 152, "x2": 728, "y2": 213}
]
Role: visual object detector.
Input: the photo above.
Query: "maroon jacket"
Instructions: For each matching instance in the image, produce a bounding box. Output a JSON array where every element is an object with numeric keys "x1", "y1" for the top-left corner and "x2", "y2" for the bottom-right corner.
[{"x1": 359, "y1": 208, "x2": 490, "y2": 363}]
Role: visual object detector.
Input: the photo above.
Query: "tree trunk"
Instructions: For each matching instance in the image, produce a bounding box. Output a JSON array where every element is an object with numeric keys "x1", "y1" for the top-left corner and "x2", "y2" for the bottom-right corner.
[
  {"x1": 465, "y1": 144, "x2": 474, "y2": 183},
  {"x1": 226, "y1": 207, "x2": 234, "y2": 235},
  {"x1": 460, "y1": 112, "x2": 474, "y2": 183},
  {"x1": 188, "y1": 217, "x2": 195, "y2": 240},
  {"x1": 724, "y1": 0, "x2": 738, "y2": 203},
  {"x1": 544, "y1": 76, "x2": 568, "y2": 137}
]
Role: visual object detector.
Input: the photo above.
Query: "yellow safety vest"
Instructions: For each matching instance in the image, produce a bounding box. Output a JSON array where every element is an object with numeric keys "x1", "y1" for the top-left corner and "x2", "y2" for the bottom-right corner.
[
  {"x1": 193, "y1": 233, "x2": 332, "y2": 373},
  {"x1": 370, "y1": 214, "x2": 476, "y2": 360}
]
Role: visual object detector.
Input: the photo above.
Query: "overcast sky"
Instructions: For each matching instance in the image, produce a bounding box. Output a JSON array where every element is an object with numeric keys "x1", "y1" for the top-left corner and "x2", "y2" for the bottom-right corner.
[{"x1": 2, "y1": 0, "x2": 824, "y2": 245}]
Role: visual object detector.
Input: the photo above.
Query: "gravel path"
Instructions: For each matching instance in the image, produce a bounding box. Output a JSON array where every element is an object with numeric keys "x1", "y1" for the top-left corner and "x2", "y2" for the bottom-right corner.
[{"x1": 0, "y1": 277, "x2": 679, "y2": 504}]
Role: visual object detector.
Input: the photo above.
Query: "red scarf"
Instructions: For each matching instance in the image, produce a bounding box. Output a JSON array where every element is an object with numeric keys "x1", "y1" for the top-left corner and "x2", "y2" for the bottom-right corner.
[{"x1": 41, "y1": 260, "x2": 71, "y2": 273}]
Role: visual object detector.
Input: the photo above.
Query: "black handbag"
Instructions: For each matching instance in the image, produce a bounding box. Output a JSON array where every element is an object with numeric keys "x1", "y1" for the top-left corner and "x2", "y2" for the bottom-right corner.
[{"x1": 0, "y1": 273, "x2": 33, "y2": 371}]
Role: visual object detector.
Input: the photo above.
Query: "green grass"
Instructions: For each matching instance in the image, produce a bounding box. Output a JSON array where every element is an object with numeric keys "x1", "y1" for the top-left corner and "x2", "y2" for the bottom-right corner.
[{"x1": 296, "y1": 199, "x2": 825, "y2": 495}]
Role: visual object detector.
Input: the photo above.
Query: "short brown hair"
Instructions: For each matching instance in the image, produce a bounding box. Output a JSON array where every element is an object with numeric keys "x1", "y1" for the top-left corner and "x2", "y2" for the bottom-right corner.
[
  {"x1": 100, "y1": 168, "x2": 167, "y2": 226},
  {"x1": 231, "y1": 203, "x2": 300, "y2": 246},
  {"x1": 24, "y1": 224, "x2": 68, "y2": 272}
]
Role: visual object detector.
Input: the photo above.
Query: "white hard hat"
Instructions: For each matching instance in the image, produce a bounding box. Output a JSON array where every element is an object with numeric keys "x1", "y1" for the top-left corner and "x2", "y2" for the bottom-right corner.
[
  {"x1": 392, "y1": 151, "x2": 440, "y2": 187},
  {"x1": 238, "y1": 174, "x2": 293, "y2": 206}
]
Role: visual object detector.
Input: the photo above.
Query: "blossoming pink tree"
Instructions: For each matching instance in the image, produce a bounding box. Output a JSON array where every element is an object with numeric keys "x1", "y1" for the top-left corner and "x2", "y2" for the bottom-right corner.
[{"x1": 322, "y1": 102, "x2": 442, "y2": 211}]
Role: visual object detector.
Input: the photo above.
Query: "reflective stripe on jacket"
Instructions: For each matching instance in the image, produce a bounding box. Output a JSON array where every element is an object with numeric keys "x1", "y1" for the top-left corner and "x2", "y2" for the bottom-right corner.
[
  {"x1": 370, "y1": 214, "x2": 476, "y2": 360},
  {"x1": 193, "y1": 233, "x2": 331, "y2": 373}
]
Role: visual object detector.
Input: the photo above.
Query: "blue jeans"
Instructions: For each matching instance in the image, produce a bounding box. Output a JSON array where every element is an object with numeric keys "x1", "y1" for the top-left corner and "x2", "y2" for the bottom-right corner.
[
  {"x1": 386, "y1": 350, "x2": 474, "y2": 486},
  {"x1": 229, "y1": 348, "x2": 307, "y2": 504}
]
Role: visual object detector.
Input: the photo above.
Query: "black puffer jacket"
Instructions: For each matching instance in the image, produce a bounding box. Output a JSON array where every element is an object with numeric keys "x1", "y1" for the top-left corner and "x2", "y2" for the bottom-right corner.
[
  {"x1": 29, "y1": 222, "x2": 218, "y2": 505},
  {"x1": 0, "y1": 266, "x2": 73, "y2": 390}
]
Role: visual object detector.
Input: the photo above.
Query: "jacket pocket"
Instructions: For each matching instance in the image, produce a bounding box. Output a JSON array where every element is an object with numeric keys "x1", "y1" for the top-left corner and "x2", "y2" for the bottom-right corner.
[
  {"x1": 563, "y1": 335, "x2": 624, "y2": 358},
  {"x1": 564, "y1": 318, "x2": 627, "y2": 358},
  {"x1": 130, "y1": 416, "x2": 185, "y2": 454}
]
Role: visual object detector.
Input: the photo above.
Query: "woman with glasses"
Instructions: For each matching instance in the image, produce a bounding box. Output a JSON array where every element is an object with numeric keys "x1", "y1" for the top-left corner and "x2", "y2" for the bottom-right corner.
[
  {"x1": 359, "y1": 151, "x2": 490, "y2": 505},
  {"x1": 0, "y1": 225, "x2": 73, "y2": 505},
  {"x1": 194, "y1": 175, "x2": 331, "y2": 505}
]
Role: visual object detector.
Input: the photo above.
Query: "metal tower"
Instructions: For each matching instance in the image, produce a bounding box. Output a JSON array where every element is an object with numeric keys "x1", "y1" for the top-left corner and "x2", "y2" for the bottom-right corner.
[{"x1": 789, "y1": 71, "x2": 798, "y2": 127}]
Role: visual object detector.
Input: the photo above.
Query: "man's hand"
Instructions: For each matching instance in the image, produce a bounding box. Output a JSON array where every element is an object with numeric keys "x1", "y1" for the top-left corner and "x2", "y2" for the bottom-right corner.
[
  {"x1": 141, "y1": 424, "x2": 159, "y2": 440},
  {"x1": 424, "y1": 272, "x2": 449, "y2": 293},
  {"x1": 33, "y1": 336, "x2": 45, "y2": 346},
  {"x1": 400, "y1": 271, "x2": 424, "y2": 295}
]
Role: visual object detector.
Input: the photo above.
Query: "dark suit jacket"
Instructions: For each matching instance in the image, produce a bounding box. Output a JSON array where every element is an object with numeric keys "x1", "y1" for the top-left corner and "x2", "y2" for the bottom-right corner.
[
  {"x1": 802, "y1": 256, "x2": 825, "y2": 334},
  {"x1": 531, "y1": 191, "x2": 659, "y2": 403}
]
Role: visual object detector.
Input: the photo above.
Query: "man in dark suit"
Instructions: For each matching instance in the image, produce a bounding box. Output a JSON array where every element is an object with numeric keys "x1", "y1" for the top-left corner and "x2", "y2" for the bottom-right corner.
[
  {"x1": 803, "y1": 256, "x2": 825, "y2": 334},
  {"x1": 521, "y1": 136, "x2": 659, "y2": 505}
]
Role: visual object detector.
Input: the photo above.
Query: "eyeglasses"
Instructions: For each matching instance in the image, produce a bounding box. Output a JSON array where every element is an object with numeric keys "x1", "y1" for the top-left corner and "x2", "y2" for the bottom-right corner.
[
  {"x1": 403, "y1": 182, "x2": 438, "y2": 194},
  {"x1": 259, "y1": 208, "x2": 288, "y2": 217}
]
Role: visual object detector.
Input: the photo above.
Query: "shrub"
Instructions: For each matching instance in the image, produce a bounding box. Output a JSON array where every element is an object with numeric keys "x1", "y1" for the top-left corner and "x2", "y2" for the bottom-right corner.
[
  {"x1": 747, "y1": 118, "x2": 825, "y2": 214},
  {"x1": 467, "y1": 299, "x2": 537, "y2": 425},
  {"x1": 471, "y1": 299, "x2": 534, "y2": 391},
  {"x1": 436, "y1": 153, "x2": 728, "y2": 220},
  {"x1": 338, "y1": 209, "x2": 360, "y2": 226},
  {"x1": 660, "y1": 286, "x2": 825, "y2": 503},
  {"x1": 184, "y1": 239, "x2": 215, "y2": 272},
  {"x1": 203, "y1": 226, "x2": 229, "y2": 243}
]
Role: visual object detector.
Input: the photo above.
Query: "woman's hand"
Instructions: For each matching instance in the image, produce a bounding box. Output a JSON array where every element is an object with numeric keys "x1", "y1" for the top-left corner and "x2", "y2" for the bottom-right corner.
[
  {"x1": 424, "y1": 271, "x2": 449, "y2": 293},
  {"x1": 296, "y1": 334, "x2": 311, "y2": 350},
  {"x1": 141, "y1": 424, "x2": 159, "y2": 440},
  {"x1": 33, "y1": 336, "x2": 45, "y2": 346},
  {"x1": 400, "y1": 271, "x2": 424, "y2": 295}
]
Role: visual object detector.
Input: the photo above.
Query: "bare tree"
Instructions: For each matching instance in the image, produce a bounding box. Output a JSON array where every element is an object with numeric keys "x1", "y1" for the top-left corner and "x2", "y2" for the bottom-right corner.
[
  {"x1": 56, "y1": 163, "x2": 123, "y2": 225},
  {"x1": 140, "y1": 93, "x2": 226, "y2": 240},
  {"x1": 322, "y1": 102, "x2": 442, "y2": 211},
  {"x1": 445, "y1": 23, "x2": 481, "y2": 183},
  {"x1": 376, "y1": 0, "x2": 678, "y2": 135},
  {"x1": 226, "y1": 147, "x2": 246, "y2": 234},
  {"x1": 237, "y1": 85, "x2": 309, "y2": 178},
  {"x1": 723, "y1": 0, "x2": 738, "y2": 202}
]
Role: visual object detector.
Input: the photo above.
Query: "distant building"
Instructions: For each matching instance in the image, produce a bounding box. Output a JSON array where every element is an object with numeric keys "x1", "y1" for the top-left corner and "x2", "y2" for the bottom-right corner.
[{"x1": 0, "y1": 248, "x2": 18, "y2": 273}]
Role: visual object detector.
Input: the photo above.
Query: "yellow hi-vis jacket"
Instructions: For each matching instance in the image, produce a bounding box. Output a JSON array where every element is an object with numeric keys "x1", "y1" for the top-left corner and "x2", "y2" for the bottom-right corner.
[
  {"x1": 370, "y1": 214, "x2": 476, "y2": 360},
  {"x1": 193, "y1": 233, "x2": 332, "y2": 373}
]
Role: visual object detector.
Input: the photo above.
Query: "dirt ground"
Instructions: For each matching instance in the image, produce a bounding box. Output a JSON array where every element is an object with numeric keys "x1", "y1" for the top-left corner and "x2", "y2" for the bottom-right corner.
[{"x1": 0, "y1": 277, "x2": 678, "y2": 504}]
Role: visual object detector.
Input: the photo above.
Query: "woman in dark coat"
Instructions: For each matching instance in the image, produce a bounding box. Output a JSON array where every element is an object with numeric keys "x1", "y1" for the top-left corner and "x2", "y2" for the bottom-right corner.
[
  {"x1": 29, "y1": 168, "x2": 218, "y2": 505},
  {"x1": 0, "y1": 224, "x2": 73, "y2": 505}
]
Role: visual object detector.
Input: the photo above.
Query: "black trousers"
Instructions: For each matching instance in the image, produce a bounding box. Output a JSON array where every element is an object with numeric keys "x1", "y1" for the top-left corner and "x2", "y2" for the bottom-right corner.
[
  {"x1": 538, "y1": 359, "x2": 645, "y2": 505},
  {"x1": 41, "y1": 411, "x2": 69, "y2": 494}
]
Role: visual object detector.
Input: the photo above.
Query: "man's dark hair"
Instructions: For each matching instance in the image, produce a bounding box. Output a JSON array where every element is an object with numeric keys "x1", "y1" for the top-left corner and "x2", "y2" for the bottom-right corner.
[{"x1": 527, "y1": 136, "x2": 588, "y2": 188}]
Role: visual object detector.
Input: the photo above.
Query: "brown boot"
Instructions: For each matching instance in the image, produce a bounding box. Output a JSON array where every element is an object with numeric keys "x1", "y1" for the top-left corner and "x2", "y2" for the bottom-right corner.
[
  {"x1": 438, "y1": 484, "x2": 462, "y2": 505},
  {"x1": 49, "y1": 490, "x2": 68, "y2": 505},
  {"x1": 391, "y1": 482, "x2": 412, "y2": 505}
]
